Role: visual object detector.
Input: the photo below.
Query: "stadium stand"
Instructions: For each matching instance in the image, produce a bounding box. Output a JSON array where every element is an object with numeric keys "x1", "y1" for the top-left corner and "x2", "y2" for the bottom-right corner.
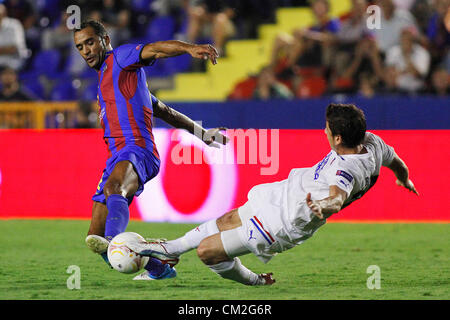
[{"x1": 0, "y1": 0, "x2": 448, "y2": 128}]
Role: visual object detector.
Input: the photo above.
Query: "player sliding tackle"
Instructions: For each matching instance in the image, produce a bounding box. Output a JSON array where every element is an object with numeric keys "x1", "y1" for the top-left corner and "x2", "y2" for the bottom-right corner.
[
  {"x1": 128, "y1": 103, "x2": 419, "y2": 285},
  {"x1": 73, "y1": 20, "x2": 228, "y2": 280}
]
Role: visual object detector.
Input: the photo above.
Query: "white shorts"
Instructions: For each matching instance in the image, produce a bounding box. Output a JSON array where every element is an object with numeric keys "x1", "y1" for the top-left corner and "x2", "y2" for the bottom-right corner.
[{"x1": 221, "y1": 202, "x2": 285, "y2": 264}]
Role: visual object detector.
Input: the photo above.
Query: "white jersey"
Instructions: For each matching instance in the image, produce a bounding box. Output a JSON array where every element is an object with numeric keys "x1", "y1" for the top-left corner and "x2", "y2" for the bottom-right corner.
[{"x1": 245, "y1": 132, "x2": 395, "y2": 252}]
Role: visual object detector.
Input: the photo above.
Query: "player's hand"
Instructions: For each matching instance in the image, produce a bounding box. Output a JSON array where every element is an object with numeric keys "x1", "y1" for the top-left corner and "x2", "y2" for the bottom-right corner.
[
  {"x1": 189, "y1": 44, "x2": 219, "y2": 65},
  {"x1": 306, "y1": 193, "x2": 324, "y2": 219},
  {"x1": 203, "y1": 127, "x2": 229, "y2": 148},
  {"x1": 259, "y1": 273, "x2": 276, "y2": 285},
  {"x1": 396, "y1": 179, "x2": 419, "y2": 196}
]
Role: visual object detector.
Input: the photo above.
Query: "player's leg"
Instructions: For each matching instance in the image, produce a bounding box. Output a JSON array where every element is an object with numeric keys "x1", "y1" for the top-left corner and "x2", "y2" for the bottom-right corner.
[
  {"x1": 102, "y1": 160, "x2": 139, "y2": 241},
  {"x1": 141, "y1": 208, "x2": 243, "y2": 258},
  {"x1": 196, "y1": 231, "x2": 275, "y2": 286},
  {"x1": 85, "y1": 201, "x2": 111, "y2": 266},
  {"x1": 170, "y1": 208, "x2": 242, "y2": 253},
  {"x1": 87, "y1": 201, "x2": 108, "y2": 236},
  {"x1": 103, "y1": 159, "x2": 175, "y2": 279},
  {"x1": 126, "y1": 208, "x2": 242, "y2": 265}
]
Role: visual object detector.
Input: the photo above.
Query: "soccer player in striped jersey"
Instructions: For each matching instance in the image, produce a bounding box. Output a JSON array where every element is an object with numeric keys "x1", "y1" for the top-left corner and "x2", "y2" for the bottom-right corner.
[
  {"x1": 74, "y1": 20, "x2": 227, "y2": 280},
  {"x1": 128, "y1": 103, "x2": 419, "y2": 285}
]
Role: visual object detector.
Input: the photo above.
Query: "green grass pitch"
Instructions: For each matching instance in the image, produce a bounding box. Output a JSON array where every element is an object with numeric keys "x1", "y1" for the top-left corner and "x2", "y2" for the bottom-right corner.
[{"x1": 0, "y1": 220, "x2": 448, "y2": 300}]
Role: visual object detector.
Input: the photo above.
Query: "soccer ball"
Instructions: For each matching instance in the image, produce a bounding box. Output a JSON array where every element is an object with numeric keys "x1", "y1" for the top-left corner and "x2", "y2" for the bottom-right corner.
[{"x1": 107, "y1": 232, "x2": 149, "y2": 274}]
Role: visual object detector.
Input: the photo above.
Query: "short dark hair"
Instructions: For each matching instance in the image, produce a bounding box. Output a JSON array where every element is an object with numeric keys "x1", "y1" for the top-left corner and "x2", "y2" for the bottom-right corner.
[
  {"x1": 326, "y1": 103, "x2": 366, "y2": 148},
  {"x1": 73, "y1": 20, "x2": 108, "y2": 38}
]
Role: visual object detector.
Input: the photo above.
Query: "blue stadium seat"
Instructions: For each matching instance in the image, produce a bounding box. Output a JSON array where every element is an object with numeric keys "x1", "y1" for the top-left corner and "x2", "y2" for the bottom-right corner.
[
  {"x1": 145, "y1": 16, "x2": 176, "y2": 43},
  {"x1": 22, "y1": 79, "x2": 46, "y2": 100},
  {"x1": 143, "y1": 59, "x2": 167, "y2": 78},
  {"x1": 31, "y1": 49, "x2": 62, "y2": 78},
  {"x1": 50, "y1": 80, "x2": 77, "y2": 101},
  {"x1": 37, "y1": 0, "x2": 63, "y2": 23},
  {"x1": 163, "y1": 54, "x2": 191, "y2": 75},
  {"x1": 63, "y1": 52, "x2": 89, "y2": 77},
  {"x1": 81, "y1": 82, "x2": 99, "y2": 101},
  {"x1": 131, "y1": 0, "x2": 153, "y2": 13},
  {"x1": 79, "y1": 68, "x2": 98, "y2": 82}
]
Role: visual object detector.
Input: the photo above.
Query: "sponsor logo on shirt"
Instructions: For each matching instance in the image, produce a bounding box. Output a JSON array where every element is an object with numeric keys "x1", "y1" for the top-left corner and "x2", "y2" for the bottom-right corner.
[{"x1": 336, "y1": 170, "x2": 353, "y2": 183}]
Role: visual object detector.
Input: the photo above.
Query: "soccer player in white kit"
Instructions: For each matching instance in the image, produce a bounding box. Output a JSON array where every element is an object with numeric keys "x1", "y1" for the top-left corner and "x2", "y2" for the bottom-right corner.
[{"x1": 128, "y1": 103, "x2": 419, "y2": 286}]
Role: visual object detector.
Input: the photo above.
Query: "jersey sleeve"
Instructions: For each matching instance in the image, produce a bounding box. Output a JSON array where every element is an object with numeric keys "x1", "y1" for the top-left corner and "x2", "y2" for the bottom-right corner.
[
  {"x1": 114, "y1": 44, "x2": 152, "y2": 71},
  {"x1": 326, "y1": 167, "x2": 355, "y2": 197},
  {"x1": 366, "y1": 132, "x2": 395, "y2": 166}
]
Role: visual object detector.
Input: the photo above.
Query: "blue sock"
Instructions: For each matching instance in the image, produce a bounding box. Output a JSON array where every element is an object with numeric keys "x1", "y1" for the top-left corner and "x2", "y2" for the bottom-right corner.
[
  {"x1": 104, "y1": 194, "x2": 167, "y2": 277},
  {"x1": 144, "y1": 258, "x2": 168, "y2": 277},
  {"x1": 105, "y1": 194, "x2": 129, "y2": 241}
]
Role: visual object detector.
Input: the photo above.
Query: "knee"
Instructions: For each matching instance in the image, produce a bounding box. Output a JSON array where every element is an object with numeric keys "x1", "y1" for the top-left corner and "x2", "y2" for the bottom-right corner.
[
  {"x1": 103, "y1": 178, "x2": 123, "y2": 199},
  {"x1": 197, "y1": 240, "x2": 218, "y2": 265}
]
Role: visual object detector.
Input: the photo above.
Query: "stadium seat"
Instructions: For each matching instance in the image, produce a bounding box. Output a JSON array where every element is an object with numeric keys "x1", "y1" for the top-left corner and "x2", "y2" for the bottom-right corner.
[
  {"x1": 21, "y1": 79, "x2": 46, "y2": 100},
  {"x1": 164, "y1": 54, "x2": 191, "y2": 75},
  {"x1": 50, "y1": 81, "x2": 77, "y2": 101},
  {"x1": 36, "y1": 0, "x2": 61, "y2": 22},
  {"x1": 143, "y1": 59, "x2": 167, "y2": 77},
  {"x1": 145, "y1": 16, "x2": 176, "y2": 43},
  {"x1": 296, "y1": 77, "x2": 327, "y2": 98},
  {"x1": 63, "y1": 51, "x2": 90, "y2": 77},
  {"x1": 79, "y1": 68, "x2": 98, "y2": 81},
  {"x1": 81, "y1": 82, "x2": 99, "y2": 101},
  {"x1": 227, "y1": 77, "x2": 258, "y2": 100},
  {"x1": 31, "y1": 49, "x2": 62, "y2": 78},
  {"x1": 131, "y1": 0, "x2": 153, "y2": 14},
  {"x1": 295, "y1": 67, "x2": 325, "y2": 79}
]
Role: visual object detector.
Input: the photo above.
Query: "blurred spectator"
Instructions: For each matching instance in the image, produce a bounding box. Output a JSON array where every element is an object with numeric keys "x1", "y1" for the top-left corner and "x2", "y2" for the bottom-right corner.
[
  {"x1": 269, "y1": 0, "x2": 340, "y2": 78},
  {"x1": 253, "y1": 66, "x2": 294, "y2": 100},
  {"x1": 0, "y1": 66, "x2": 32, "y2": 101},
  {"x1": 417, "y1": 0, "x2": 450, "y2": 70},
  {"x1": 232, "y1": 0, "x2": 278, "y2": 39},
  {"x1": 410, "y1": 0, "x2": 433, "y2": 35},
  {"x1": 328, "y1": 0, "x2": 385, "y2": 93},
  {"x1": 186, "y1": 0, "x2": 237, "y2": 56},
  {"x1": 384, "y1": 26, "x2": 430, "y2": 93},
  {"x1": 333, "y1": 0, "x2": 371, "y2": 46},
  {"x1": 0, "y1": 3, "x2": 28, "y2": 70},
  {"x1": 41, "y1": 11, "x2": 72, "y2": 52},
  {"x1": 88, "y1": 0, "x2": 132, "y2": 47},
  {"x1": 446, "y1": 5, "x2": 450, "y2": 32},
  {"x1": 41, "y1": 10, "x2": 87, "y2": 76},
  {"x1": 357, "y1": 72, "x2": 377, "y2": 98},
  {"x1": 428, "y1": 66, "x2": 449, "y2": 96},
  {"x1": 3, "y1": 0, "x2": 36, "y2": 30},
  {"x1": 372, "y1": 0, "x2": 417, "y2": 54},
  {"x1": 392, "y1": 0, "x2": 415, "y2": 11},
  {"x1": 330, "y1": 37, "x2": 384, "y2": 94}
]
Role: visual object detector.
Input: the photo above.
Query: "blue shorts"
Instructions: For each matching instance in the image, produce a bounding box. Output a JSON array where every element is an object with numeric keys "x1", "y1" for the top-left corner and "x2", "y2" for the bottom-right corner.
[{"x1": 92, "y1": 145, "x2": 160, "y2": 205}]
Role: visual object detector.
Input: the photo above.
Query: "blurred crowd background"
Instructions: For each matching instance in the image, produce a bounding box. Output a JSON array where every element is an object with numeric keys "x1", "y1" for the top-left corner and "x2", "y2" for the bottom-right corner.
[{"x1": 0, "y1": 0, "x2": 449, "y2": 128}]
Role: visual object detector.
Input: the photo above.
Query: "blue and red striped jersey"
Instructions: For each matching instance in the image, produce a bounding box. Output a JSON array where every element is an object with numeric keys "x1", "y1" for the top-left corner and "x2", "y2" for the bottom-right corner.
[{"x1": 96, "y1": 43, "x2": 159, "y2": 160}]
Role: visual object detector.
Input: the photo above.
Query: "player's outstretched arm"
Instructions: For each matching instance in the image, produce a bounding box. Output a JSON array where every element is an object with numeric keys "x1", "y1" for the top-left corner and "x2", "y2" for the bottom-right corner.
[
  {"x1": 140, "y1": 40, "x2": 218, "y2": 65},
  {"x1": 386, "y1": 153, "x2": 419, "y2": 195},
  {"x1": 306, "y1": 186, "x2": 348, "y2": 219},
  {"x1": 153, "y1": 100, "x2": 229, "y2": 148}
]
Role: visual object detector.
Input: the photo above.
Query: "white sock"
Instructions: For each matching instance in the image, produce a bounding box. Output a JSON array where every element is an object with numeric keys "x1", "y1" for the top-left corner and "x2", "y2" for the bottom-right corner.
[
  {"x1": 208, "y1": 257, "x2": 264, "y2": 286},
  {"x1": 164, "y1": 219, "x2": 219, "y2": 256}
]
